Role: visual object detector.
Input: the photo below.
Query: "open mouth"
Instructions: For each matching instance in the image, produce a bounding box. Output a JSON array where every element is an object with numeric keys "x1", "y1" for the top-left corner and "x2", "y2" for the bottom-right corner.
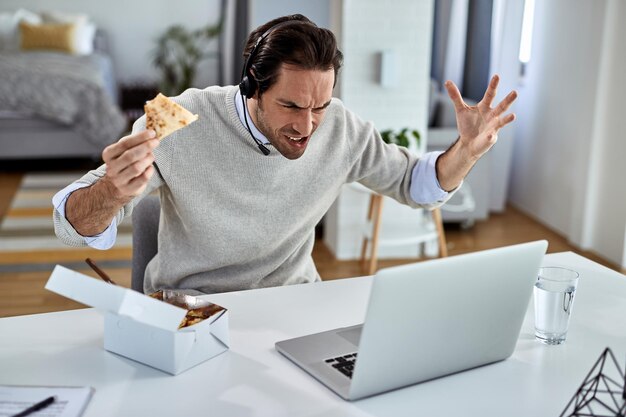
[{"x1": 285, "y1": 135, "x2": 309, "y2": 148}]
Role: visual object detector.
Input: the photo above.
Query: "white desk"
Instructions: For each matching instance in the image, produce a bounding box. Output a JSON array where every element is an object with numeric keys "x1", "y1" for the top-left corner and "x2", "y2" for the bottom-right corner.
[{"x1": 1, "y1": 252, "x2": 625, "y2": 416}]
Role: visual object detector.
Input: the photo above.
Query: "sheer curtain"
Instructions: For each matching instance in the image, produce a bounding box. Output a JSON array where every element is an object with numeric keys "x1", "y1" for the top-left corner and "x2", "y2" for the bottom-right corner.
[
  {"x1": 430, "y1": 0, "x2": 524, "y2": 214},
  {"x1": 430, "y1": 0, "x2": 493, "y2": 101},
  {"x1": 462, "y1": 0, "x2": 493, "y2": 101}
]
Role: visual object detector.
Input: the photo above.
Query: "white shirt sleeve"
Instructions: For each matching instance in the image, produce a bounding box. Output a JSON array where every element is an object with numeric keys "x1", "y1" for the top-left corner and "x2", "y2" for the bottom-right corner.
[
  {"x1": 409, "y1": 151, "x2": 450, "y2": 204},
  {"x1": 52, "y1": 183, "x2": 118, "y2": 250}
]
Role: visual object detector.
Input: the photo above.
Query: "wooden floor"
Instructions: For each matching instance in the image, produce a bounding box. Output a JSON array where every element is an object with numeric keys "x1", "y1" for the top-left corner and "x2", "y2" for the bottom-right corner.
[{"x1": 0, "y1": 166, "x2": 621, "y2": 318}]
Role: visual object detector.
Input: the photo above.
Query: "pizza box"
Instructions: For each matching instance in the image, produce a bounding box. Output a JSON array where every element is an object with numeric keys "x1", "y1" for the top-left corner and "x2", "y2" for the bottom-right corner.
[{"x1": 45, "y1": 265, "x2": 229, "y2": 375}]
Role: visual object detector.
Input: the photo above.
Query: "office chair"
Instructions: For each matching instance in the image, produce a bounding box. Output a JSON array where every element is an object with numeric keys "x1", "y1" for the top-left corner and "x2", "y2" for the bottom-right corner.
[
  {"x1": 131, "y1": 195, "x2": 161, "y2": 293},
  {"x1": 354, "y1": 185, "x2": 448, "y2": 275}
]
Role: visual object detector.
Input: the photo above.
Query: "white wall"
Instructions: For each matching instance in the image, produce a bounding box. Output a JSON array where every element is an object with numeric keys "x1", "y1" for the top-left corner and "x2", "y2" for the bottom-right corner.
[
  {"x1": 580, "y1": 0, "x2": 626, "y2": 268},
  {"x1": 510, "y1": 0, "x2": 626, "y2": 268},
  {"x1": 510, "y1": 0, "x2": 605, "y2": 238},
  {"x1": 325, "y1": 0, "x2": 435, "y2": 259},
  {"x1": 1, "y1": 0, "x2": 222, "y2": 87},
  {"x1": 338, "y1": 0, "x2": 432, "y2": 145}
]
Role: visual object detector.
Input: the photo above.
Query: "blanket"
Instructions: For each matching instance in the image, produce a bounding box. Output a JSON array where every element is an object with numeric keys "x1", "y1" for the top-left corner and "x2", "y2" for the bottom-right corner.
[{"x1": 0, "y1": 51, "x2": 126, "y2": 147}]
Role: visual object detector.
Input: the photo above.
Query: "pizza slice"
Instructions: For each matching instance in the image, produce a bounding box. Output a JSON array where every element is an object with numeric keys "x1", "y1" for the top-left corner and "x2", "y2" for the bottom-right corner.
[{"x1": 144, "y1": 93, "x2": 199, "y2": 140}]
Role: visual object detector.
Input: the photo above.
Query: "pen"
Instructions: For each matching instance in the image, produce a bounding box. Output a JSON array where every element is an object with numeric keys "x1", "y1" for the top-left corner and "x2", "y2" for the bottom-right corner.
[{"x1": 11, "y1": 395, "x2": 55, "y2": 417}]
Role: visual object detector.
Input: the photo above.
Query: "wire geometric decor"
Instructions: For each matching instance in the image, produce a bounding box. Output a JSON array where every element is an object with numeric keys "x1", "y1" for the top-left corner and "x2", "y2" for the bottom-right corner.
[{"x1": 561, "y1": 347, "x2": 626, "y2": 417}]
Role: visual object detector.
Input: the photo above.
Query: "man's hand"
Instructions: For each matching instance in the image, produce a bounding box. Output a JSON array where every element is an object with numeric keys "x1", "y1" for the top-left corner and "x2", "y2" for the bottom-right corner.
[
  {"x1": 436, "y1": 74, "x2": 517, "y2": 191},
  {"x1": 65, "y1": 130, "x2": 159, "y2": 236},
  {"x1": 101, "y1": 130, "x2": 160, "y2": 201}
]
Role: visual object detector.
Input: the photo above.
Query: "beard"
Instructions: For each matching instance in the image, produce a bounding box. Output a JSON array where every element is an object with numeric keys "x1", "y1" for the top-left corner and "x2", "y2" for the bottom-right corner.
[
  {"x1": 253, "y1": 98, "x2": 275, "y2": 141},
  {"x1": 252, "y1": 98, "x2": 311, "y2": 160}
]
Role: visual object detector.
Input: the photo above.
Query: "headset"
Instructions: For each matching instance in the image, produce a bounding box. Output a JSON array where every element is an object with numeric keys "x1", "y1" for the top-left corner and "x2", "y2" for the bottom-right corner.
[
  {"x1": 239, "y1": 19, "x2": 308, "y2": 155},
  {"x1": 239, "y1": 20, "x2": 301, "y2": 98}
]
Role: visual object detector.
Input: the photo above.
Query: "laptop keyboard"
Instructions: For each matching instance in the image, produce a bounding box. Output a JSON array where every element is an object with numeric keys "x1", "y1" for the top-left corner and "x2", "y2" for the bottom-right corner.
[{"x1": 325, "y1": 353, "x2": 358, "y2": 378}]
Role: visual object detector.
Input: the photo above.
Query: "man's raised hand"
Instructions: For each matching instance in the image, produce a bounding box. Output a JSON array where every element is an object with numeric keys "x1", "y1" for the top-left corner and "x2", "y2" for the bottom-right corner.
[{"x1": 444, "y1": 74, "x2": 517, "y2": 161}]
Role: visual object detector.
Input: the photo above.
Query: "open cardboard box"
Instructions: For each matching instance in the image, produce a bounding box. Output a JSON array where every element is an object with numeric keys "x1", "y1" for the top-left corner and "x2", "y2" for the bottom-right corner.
[{"x1": 45, "y1": 265, "x2": 229, "y2": 375}]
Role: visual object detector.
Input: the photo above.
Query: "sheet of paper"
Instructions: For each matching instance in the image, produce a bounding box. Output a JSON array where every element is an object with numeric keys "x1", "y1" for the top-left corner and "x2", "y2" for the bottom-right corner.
[{"x1": 0, "y1": 385, "x2": 94, "y2": 417}]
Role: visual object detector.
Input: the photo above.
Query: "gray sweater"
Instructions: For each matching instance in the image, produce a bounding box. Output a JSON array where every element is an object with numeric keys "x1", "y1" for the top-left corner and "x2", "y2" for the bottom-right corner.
[{"x1": 54, "y1": 85, "x2": 443, "y2": 294}]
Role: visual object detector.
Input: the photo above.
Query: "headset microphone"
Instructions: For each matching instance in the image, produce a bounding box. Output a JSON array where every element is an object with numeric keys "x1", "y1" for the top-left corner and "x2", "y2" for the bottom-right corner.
[{"x1": 257, "y1": 141, "x2": 271, "y2": 156}]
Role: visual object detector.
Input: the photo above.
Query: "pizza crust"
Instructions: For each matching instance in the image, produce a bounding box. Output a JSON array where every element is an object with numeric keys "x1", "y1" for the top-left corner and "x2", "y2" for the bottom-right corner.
[{"x1": 144, "y1": 93, "x2": 199, "y2": 140}]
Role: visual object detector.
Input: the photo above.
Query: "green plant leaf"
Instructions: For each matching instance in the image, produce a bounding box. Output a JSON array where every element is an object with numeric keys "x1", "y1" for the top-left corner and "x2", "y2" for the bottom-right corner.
[
  {"x1": 378, "y1": 127, "x2": 421, "y2": 148},
  {"x1": 151, "y1": 21, "x2": 222, "y2": 96}
]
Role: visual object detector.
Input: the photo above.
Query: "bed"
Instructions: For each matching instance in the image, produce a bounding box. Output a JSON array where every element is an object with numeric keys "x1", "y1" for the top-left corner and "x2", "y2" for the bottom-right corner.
[{"x1": 0, "y1": 21, "x2": 126, "y2": 161}]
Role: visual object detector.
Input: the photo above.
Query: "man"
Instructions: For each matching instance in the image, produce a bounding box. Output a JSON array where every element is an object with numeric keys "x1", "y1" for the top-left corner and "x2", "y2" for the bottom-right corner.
[{"x1": 53, "y1": 15, "x2": 517, "y2": 295}]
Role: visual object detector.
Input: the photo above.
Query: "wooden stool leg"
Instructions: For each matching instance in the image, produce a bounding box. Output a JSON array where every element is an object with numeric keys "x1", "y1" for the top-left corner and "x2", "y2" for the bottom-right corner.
[
  {"x1": 432, "y1": 207, "x2": 448, "y2": 258},
  {"x1": 360, "y1": 237, "x2": 369, "y2": 272},
  {"x1": 368, "y1": 195, "x2": 384, "y2": 275},
  {"x1": 360, "y1": 194, "x2": 376, "y2": 270}
]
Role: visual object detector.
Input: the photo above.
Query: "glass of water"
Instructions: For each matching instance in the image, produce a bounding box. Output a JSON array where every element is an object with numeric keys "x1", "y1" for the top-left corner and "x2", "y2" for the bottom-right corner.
[{"x1": 534, "y1": 267, "x2": 580, "y2": 345}]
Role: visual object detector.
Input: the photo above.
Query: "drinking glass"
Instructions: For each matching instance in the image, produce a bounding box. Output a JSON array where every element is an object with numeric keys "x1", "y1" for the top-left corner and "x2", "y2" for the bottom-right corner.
[{"x1": 534, "y1": 267, "x2": 580, "y2": 345}]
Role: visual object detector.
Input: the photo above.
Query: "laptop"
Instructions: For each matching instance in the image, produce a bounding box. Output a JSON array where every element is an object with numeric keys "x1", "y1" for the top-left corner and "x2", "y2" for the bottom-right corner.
[{"x1": 275, "y1": 240, "x2": 548, "y2": 400}]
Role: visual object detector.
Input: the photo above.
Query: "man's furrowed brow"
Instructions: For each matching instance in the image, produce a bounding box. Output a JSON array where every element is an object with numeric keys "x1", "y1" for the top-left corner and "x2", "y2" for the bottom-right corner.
[
  {"x1": 315, "y1": 100, "x2": 332, "y2": 110},
  {"x1": 278, "y1": 99, "x2": 303, "y2": 108},
  {"x1": 277, "y1": 99, "x2": 332, "y2": 110}
]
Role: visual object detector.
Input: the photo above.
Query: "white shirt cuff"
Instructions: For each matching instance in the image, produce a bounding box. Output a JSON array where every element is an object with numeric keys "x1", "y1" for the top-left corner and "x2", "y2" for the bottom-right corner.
[
  {"x1": 410, "y1": 151, "x2": 449, "y2": 204},
  {"x1": 52, "y1": 183, "x2": 118, "y2": 250}
]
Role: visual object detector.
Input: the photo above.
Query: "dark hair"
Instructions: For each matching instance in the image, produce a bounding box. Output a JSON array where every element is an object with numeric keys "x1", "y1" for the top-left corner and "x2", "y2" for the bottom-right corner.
[{"x1": 242, "y1": 14, "x2": 343, "y2": 97}]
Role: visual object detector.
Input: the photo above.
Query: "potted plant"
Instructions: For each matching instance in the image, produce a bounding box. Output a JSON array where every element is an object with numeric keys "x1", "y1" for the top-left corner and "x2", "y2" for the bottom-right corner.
[
  {"x1": 380, "y1": 127, "x2": 421, "y2": 149},
  {"x1": 151, "y1": 22, "x2": 222, "y2": 96}
]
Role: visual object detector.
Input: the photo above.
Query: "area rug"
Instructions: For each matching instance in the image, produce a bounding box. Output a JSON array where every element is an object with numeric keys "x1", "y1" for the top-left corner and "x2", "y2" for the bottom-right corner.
[{"x1": 0, "y1": 172, "x2": 133, "y2": 272}]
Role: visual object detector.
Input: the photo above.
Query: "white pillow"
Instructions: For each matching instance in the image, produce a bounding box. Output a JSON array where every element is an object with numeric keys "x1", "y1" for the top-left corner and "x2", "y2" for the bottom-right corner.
[
  {"x1": 0, "y1": 8, "x2": 41, "y2": 51},
  {"x1": 74, "y1": 22, "x2": 96, "y2": 55},
  {"x1": 41, "y1": 11, "x2": 89, "y2": 26},
  {"x1": 15, "y1": 8, "x2": 41, "y2": 24},
  {"x1": 41, "y1": 10, "x2": 96, "y2": 55}
]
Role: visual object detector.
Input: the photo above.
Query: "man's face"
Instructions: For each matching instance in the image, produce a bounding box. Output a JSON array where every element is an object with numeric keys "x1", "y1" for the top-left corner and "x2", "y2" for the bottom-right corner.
[{"x1": 248, "y1": 64, "x2": 335, "y2": 160}]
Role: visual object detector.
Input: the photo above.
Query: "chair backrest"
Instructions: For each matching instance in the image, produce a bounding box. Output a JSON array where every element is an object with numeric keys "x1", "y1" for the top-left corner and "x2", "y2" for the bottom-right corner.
[
  {"x1": 131, "y1": 195, "x2": 160, "y2": 293},
  {"x1": 359, "y1": 191, "x2": 448, "y2": 275}
]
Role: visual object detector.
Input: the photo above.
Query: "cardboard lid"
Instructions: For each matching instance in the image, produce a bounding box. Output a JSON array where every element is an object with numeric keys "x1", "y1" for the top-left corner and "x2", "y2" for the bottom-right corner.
[{"x1": 46, "y1": 265, "x2": 187, "y2": 331}]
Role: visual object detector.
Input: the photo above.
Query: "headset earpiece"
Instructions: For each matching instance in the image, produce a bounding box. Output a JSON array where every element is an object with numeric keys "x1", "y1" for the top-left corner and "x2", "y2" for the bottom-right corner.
[{"x1": 239, "y1": 71, "x2": 257, "y2": 98}]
